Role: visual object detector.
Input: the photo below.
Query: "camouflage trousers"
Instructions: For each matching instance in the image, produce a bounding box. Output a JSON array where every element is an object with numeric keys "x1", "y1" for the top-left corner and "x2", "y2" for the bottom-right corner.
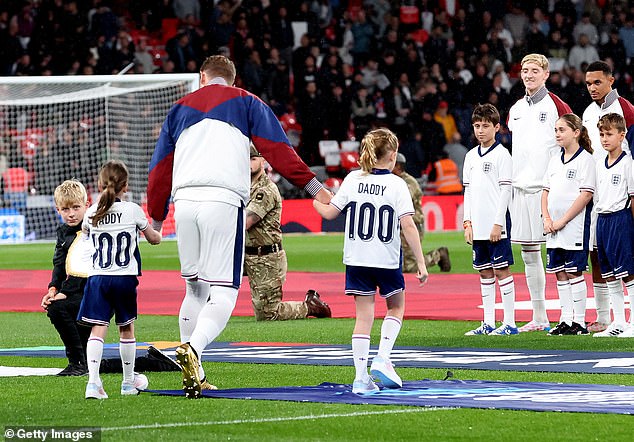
[
  {"x1": 244, "y1": 250, "x2": 308, "y2": 321},
  {"x1": 401, "y1": 233, "x2": 441, "y2": 273}
]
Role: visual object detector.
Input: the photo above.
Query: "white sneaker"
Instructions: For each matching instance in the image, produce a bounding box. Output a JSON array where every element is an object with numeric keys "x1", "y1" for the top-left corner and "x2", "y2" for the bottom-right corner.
[
  {"x1": 593, "y1": 322, "x2": 630, "y2": 337},
  {"x1": 518, "y1": 320, "x2": 551, "y2": 332},
  {"x1": 121, "y1": 373, "x2": 149, "y2": 396},
  {"x1": 85, "y1": 383, "x2": 108, "y2": 400},
  {"x1": 617, "y1": 324, "x2": 634, "y2": 338},
  {"x1": 370, "y1": 355, "x2": 402, "y2": 389},
  {"x1": 352, "y1": 377, "x2": 379, "y2": 394}
]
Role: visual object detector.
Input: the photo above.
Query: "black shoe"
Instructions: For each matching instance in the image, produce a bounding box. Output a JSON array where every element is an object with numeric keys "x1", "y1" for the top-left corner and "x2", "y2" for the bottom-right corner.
[
  {"x1": 437, "y1": 247, "x2": 451, "y2": 272},
  {"x1": 147, "y1": 345, "x2": 181, "y2": 371},
  {"x1": 548, "y1": 322, "x2": 570, "y2": 336},
  {"x1": 57, "y1": 362, "x2": 88, "y2": 376},
  {"x1": 566, "y1": 322, "x2": 590, "y2": 335},
  {"x1": 305, "y1": 290, "x2": 332, "y2": 318}
]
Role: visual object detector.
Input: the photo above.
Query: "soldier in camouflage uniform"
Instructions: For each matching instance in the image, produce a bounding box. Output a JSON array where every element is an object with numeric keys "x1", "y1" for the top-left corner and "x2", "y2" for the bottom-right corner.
[
  {"x1": 394, "y1": 153, "x2": 452, "y2": 272},
  {"x1": 245, "y1": 145, "x2": 332, "y2": 320}
]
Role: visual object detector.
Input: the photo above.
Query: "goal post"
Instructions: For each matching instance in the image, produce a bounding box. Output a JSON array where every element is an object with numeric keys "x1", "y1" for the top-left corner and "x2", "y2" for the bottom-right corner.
[{"x1": 0, "y1": 74, "x2": 198, "y2": 243}]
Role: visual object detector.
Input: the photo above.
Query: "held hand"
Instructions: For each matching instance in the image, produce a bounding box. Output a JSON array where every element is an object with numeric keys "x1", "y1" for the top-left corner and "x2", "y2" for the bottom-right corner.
[
  {"x1": 489, "y1": 224, "x2": 502, "y2": 242},
  {"x1": 543, "y1": 217, "x2": 554, "y2": 234},
  {"x1": 552, "y1": 219, "x2": 566, "y2": 232},
  {"x1": 464, "y1": 226, "x2": 473, "y2": 245},
  {"x1": 314, "y1": 188, "x2": 333, "y2": 205},
  {"x1": 41, "y1": 288, "x2": 57, "y2": 309}
]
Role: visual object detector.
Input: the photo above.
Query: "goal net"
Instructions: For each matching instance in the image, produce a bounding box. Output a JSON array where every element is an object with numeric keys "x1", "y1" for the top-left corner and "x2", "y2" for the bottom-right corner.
[{"x1": 0, "y1": 74, "x2": 198, "y2": 243}]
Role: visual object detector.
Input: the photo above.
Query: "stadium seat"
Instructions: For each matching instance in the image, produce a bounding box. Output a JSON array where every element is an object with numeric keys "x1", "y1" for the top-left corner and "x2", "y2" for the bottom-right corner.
[
  {"x1": 324, "y1": 151, "x2": 341, "y2": 175},
  {"x1": 2, "y1": 167, "x2": 30, "y2": 209},
  {"x1": 318, "y1": 140, "x2": 340, "y2": 158},
  {"x1": 340, "y1": 140, "x2": 360, "y2": 152},
  {"x1": 340, "y1": 151, "x2": 359, "y2": 172},
  {"x1": 324, "y1": 177, "x2": 342, "y2": 194}
]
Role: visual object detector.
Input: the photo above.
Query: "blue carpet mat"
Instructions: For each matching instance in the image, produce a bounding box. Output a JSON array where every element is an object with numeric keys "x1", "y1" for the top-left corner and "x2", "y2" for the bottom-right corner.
[
  {"x1": 145, "y1": 379, "x2": 634, "y2": 414},
  {"x1": 2, "y1": 342, "x2": 634, "y2": 374}
]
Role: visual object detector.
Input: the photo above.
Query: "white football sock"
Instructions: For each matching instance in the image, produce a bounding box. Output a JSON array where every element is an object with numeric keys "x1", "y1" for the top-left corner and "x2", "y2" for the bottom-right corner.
[
  {"x1": 179, "y1": 280, "x2": 210, "y2": 342},
  {"x1": 522, "y1": 246, "x2": 548, "y2": 323},
  {"x1": 352, "y1": 334, "x2": 371, "y2": 381},
  {"x1": 556, "y1": 280, "x2": 572, "y2": 325},
  {"x1": 624, "y1": 279, "x2": 634, "y2": 325},
  {"x1": 592, "y1": 282, "x2": 610, "y2": 324},
  {"x1": 606, "y1": 280, "x2": 626, "y2": 324},
  {"x1": 498, "y1": 276, "x2": 516, "y2": 327},
  {"x1": 189, "y1": 286, "x2": 238, "y2": 380},
  {"x1": 480, "y1": 277, "x2": 496, "y2": 327},
  {"x1": 119, "y1": 339, "x2": 136, "y2": 384},
  {"x1": 86, "y1": 336, "x2": 104, "y2": 385},
  {"x1": 377, "y1": 316, "x2": 402, "y2": 359},
  {"x1": 570, "y1": 276, "x2": 587, "y2": 325}
]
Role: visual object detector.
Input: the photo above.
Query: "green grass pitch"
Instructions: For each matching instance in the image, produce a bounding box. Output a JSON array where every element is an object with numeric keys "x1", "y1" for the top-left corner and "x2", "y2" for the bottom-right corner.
[{"x1": 1, "y1": 232, "x2": 633, "y2": 440}]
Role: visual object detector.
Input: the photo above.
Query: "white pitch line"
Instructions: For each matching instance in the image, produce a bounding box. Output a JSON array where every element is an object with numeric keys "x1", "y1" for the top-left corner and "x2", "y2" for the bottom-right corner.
[{"x1": 103, "y1": 407, "x2": 455, "y2": 432}]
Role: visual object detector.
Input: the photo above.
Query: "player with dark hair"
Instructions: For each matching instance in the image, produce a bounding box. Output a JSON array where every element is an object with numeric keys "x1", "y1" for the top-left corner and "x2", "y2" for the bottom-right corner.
[
  {"x1": 463, "y1": 104, "x2": 517, "y2": 336},
  {"x1": 582, "y1": 60, "x2": 634, "y2": 332},
  {"x1": 147, "y1": 55, "x2": 332, "y2": 399}
]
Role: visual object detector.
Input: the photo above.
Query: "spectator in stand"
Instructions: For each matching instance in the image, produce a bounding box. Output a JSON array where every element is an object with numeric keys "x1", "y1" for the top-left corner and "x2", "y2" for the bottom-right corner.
[
  {"x1": 351, "y1": 85, "x2": 376, "y2": 142},
  {"x1": 549, "y1": 12, "x2": 574, "y2": 52},
  {"x1": 134, "y1": 36, "x2": 155, "y2": 74},
  {"x1": 573, "y1": 12, "x2": 599, "y2": 47},
  {"x1": 568, "y1": 33, "x2": 600, "y2": 71},
  {"x1": 270, "y1": 5, "x2": 294, "y2": 64},
  {"x1": 601, "y1": 30, "x2": 627, "y2": 73},
  {"x1": 350, "y1": 9, "x2": 374, "y2": 66},
  {"x1": 504, "y1": 3, "x2": 529, "y2": 56},
  {"x1": 434, "y1": 101, "x2": 458, "y2": 144},
  {"x1": 619, "y1": 14, "x2": 634, "y2": 64},
  {"x1": 418, "y1": 109, "x2": 446, "y2": 172},
  {"x1": 173, "y1": 0, "x2": 200, "y2": 23},
  {"x1": 296, "y1": 81, "x2": 326, "y2": 166},
  {"x1": 324, "y1": 84, "x2": 351, "y2": 142}
]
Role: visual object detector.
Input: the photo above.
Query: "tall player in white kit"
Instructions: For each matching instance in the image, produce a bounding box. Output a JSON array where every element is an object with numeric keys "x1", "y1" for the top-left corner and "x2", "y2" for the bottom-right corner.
[
  {"x1": 147, "y1": 55, "x2": 331, "y2": 398},
  {"x1": 313, "y1": 128, "x2": 428, "y2": 394},
  {"x1": 582, "y1": 60, "x2": 634, "y2": 332},
  {"x1": 507, "y1": 54, "x2": 572, "y2": 332}
]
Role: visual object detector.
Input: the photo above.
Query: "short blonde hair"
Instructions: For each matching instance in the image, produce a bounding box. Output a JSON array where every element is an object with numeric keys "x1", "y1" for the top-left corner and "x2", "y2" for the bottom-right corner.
[
  {"x1": 521, "y1": 53, "x2": 549, "y2": 71},
  {"x1": 54, "y1": 179, "x2": 87, "y2": 208}
]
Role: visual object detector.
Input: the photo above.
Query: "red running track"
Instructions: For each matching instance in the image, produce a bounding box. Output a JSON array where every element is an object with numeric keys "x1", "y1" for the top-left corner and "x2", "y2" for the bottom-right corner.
[{"x1": 0, "y1": 270, "x2": 582, "y2": 321}]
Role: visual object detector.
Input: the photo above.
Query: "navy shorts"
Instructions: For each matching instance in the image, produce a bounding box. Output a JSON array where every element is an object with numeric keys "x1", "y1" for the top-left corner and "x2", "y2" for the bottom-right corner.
[
  {"x1": 546, "y1": 248, "x2": 589, "y2": 273},
  {"x1": 472, "y1": 239, "x2": 514, "y2": 271},
  {"x1": 344, "y1": 265, "x2": 405, "y2": 298},
  {"x1": 78, "y1": 275, "x2": 139, "y2": 326},
  {"x1": 596, "y1": 209, "x2": 634, "y2": 279}
]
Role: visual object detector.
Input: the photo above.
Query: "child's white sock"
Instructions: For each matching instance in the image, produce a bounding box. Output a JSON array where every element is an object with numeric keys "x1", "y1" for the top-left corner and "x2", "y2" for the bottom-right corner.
[
  {"x1": 606, "y1": 280, "x2": 626, "y2": 324},
  {"x1": 119, "y1": 338, "x2": 136, "y2": 384},
  {"x1": 498, "y1": 275, "x2": 516, "y2": 327},
  {"x1": 522, "y1": 247, "x2": 548, "y2": 323},
  {"x1": 570, "y1": 275, "x2": 587, "y2": 325},
  {"x1": 592, "y1": 282, "x2": 610, "y2": 324},
  {"x1": 377, "y1": 316, "x2": 402, "y2": 359},
  {"x1": 480, "y1": 277, "x2": 496, "y2": 326},
  {"x1": 86, "y1": 336, "x2": 104, "y2": 385},
  {"x1": 623, "y1": 279, "x2": 634, "y2": 325},
  {"x1": 352, "y1": 334, "x2": 371, "y2": 381},
  {"x1": 557, "y1": 280, "x2": 572, "y2": 325}
]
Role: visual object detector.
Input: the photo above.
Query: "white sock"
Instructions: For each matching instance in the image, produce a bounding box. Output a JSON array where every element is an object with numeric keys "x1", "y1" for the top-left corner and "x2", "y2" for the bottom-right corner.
[
  {"x1": 498, "y1": 276, "x2": 516, "y2": 327},
  {"x1": 624, "y1": 279, "x2": 634, "y2": 325},
  {"x1": 556, "y1": 280, "x2": 572, "y2": 325},
  {"x1": 480, "y1": 277, "x2": 496, "y2": 327},
  {"x1": 119, "y1": 339, "x2": 136, "y2": 384},
  {"x1": 377, "y1": 316, "x2": 402, "y2": 359},
  {"x1": 570, "y1": 276, "x2": 587, "y2": 325},
  {"x1": 179, "y1": 280, "x2": 210, "y2": 342},
  {"x1": 352, "y1": 334, "x2": 371, "y2": 381},
  {"x1": 522, "y1": 246, "x2": 548, "y2": 323},
  {"x1": 86, "y1": 336, "x2": 104, "y2": 385},
  {"x1": 593, "y1": 282, "x2": 610, "y2": 324},
  {"x1": 606, "y1": 280, "x2": 626, "y2": 324},
  {"x1": 189, "y1": 286, "x2": 238, "y2": 380}
]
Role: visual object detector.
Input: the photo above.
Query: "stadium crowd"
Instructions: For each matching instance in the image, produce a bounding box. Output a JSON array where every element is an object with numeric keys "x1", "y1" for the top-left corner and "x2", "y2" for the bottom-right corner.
[{"x1": 1, "y1": 0, "x2": 634, "y2": 193}]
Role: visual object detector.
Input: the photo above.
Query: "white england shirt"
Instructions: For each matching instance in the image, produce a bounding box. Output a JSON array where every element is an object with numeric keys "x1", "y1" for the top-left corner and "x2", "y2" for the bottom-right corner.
[
  {"x1": 582, "y1": 89, "x2": 633, "y2": 160},
  {"x1": 508, "y1": 87, "x2": 572, "y2": 192},
  {"x1": 462, "y1": 142, "x2": 513, "y2": 240},
  {"x1": 83, "y1": 200, "x2": 150, "y2": 276},
  {"x1": 595, "y1": 152, "x2": 634, "y2": 214},
  {"x1": 543, "y1": 148, "x2": 595, "y2": 249},
  {"x1": 330, "y1": 169, "x2": 414, "y2": 269}
]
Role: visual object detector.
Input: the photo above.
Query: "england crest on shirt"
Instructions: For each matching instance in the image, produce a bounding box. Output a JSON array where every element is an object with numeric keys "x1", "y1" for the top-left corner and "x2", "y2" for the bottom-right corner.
[
  {"x1": 611, "y1": 174, "x2": 621, "y2": 186},
  {"x1": 566, "y1": 169, "x2": 577, "y2": 180},
  {"x1": 482, "y1": 162, "x2": 492, "y2": 173},
  {"x1": 539, "y1": 112, "x2": 547, "y2": 123}
]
